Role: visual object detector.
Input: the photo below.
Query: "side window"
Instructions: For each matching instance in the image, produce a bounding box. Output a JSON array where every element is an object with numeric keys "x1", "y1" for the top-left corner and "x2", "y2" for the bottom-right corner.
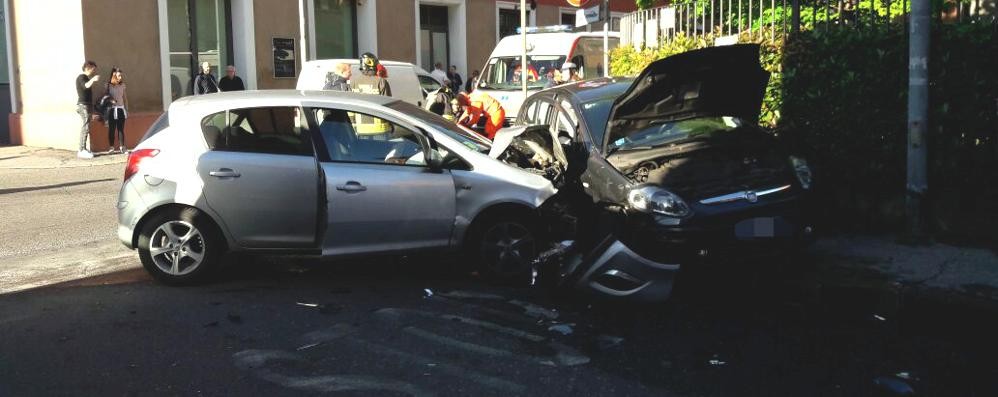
[
  {"x1": 536, "y1": 101, "x2": 554, "y2": 126},
  {"x1": 419, "y1": 75, "x2": 441, "y2": 92},
  {"x1": 202, "y1": 107, "x2": 312, "y2": 156},
  {"x1": 312, "y1": 108, "x2": 428, "y2": 167},
  {"x1": 521, "y1": 100, "x2": 538, "y2": 125}
]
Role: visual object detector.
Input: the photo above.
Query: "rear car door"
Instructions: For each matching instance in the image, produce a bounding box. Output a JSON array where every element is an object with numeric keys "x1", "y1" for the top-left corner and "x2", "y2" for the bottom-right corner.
[
  {"x1": 305, "y1": 105, "x2": 457, "y2": 256},
  {"x1": 196, "y1": 106, "x2": 320, "y2": 249}
]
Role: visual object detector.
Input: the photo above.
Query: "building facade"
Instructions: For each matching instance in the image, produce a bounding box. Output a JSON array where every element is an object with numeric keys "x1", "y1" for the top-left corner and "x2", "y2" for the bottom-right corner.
[{"x1": 1, "y1": 0, "x2": 651, "y2": 151}]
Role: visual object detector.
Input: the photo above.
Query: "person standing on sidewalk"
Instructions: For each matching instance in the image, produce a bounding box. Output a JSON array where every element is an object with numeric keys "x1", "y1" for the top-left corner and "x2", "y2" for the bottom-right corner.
[
  {"x1": 465, "y1": 69, "x2": 479, "y2": 93},
  {"x1": 447, "y1": 65, "x2": 463, "y2": 94},
  {"x1": 218, "y1": 65, "x2": 245, "y2": 91},
  {"x1": 193, "y1": 62, "x2": 219, "y2": 95},
  {"x1": 75, "y1": 61, "x2": 99, "y2": 159},
  {"x1": 323, "y1": 62, "x2": 351, "y2": 91},
  {"x1": 105, "y1": 67, "x2": 128, "y2": 154}
]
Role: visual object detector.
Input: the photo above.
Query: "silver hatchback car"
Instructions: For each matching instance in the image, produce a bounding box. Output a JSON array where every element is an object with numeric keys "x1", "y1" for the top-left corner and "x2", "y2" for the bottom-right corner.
[{"x1": 117, "y1": 90, "x2": 555, "y2": 284}]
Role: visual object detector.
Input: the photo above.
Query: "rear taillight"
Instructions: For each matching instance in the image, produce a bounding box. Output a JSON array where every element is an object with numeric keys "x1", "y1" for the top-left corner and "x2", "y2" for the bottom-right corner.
[{"x1": 124, "y1": 149, "x2": 160, "y2": 181}]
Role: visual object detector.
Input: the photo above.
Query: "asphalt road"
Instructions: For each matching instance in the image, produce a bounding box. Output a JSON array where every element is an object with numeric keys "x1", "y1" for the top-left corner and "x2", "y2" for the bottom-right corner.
[
  {"x1": 2, "y1": 256, "x2": 998, "y2": 396},
  {"x1": 2, "y1": 150, "x2": 998, "y2": 395}
]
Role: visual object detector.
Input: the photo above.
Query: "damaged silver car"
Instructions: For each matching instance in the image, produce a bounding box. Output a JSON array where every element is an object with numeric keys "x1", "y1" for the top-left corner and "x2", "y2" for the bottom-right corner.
[{"x1": 499, "y1": 44, "x2": 815, "y2": 301}]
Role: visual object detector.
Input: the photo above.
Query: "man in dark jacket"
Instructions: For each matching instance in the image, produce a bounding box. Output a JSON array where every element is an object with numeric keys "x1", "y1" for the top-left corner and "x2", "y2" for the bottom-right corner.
[
  {"x1": 218, "y1": 65, "x2": 245, "y2": 91},
  {"x1": 323, "y1": 62, "x2": 351, "y2": 91},
  {"x1": 75, "y1": 60, "x2": 99, "y2": 158},
  {"x1": 193, "y1": 62, "x2": 220, "y2": 95}
]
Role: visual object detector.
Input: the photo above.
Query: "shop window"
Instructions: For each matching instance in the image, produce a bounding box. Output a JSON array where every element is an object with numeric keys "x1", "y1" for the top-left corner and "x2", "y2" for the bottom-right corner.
[
  {"x1": 314, "y1": 0, "x2": 357, "y2": 59},
  {"x1": 167, "y1": 0, "x2": 233, "y2": 100},
  {"x1": 498, "y1": 8, "x2": 530, "y2": 39}
]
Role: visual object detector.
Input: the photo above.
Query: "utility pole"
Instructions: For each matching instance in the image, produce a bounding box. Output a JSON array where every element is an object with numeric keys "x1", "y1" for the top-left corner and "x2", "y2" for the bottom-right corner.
[
  {"x1": 603, "y1": 0, "x2": 609, "y2": 77},
  {"x1": 906, "y1": 0, "x2": 930, "y2": 241},
  {"x1": 521, "y1": 0, "x2": 528, "y2": 98}
]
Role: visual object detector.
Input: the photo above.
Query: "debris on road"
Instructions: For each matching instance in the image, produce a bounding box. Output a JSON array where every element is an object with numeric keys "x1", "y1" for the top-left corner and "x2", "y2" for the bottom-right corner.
[
  {"x1": 296, "y1": 302, "x2": 320, "y2": 308},
  {"x1": 508, "y1": 300, "x2": 559, "y2": 320},
  {"x1": 203, "y1": 321, "x2": 219, "y2": 328},
  {"x1": 423, "y1": 288, "x2": 434, "y2": 298},
  {"x1": 296, "y1": 342, "x2": 322, "y2": 351},
  {"x1": 708, "y1": 355, "x2": 728, "y2": 367},
  {"x1": 874, "y1": 375, "x2": 915, "y2": 395},
  {"x1": 548, "y1": 323, "x2": 575, "y2": 336},
  {"x1": 596, "y1": 335, "x2": 625, "y2": 350}
]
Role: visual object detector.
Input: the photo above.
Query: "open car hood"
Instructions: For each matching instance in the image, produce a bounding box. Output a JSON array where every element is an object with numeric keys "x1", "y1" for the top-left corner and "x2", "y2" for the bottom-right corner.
[{"x1": 603, "y1": 44, "x2": 770, "y2": 151}]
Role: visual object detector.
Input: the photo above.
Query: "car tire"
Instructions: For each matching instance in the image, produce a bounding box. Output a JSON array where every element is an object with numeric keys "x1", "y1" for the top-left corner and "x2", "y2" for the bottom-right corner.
[
  {"x1": 137, "y1": 207, "x2": 224, "y2": 285},
  {"x1": 465, "y1": 212, "x2": 540, "y2": 284}
]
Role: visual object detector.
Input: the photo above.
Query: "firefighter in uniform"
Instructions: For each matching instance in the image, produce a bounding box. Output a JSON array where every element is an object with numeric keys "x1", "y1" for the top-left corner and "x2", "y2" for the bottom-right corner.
[{"x1": 350, "y1": 53, "x2": 392, "y2": 138}]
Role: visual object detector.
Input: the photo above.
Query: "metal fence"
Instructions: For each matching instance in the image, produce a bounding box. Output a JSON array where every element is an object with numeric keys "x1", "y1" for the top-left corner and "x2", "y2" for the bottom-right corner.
[{"x1": 620, "y1": 0, "x2": 997, "y2": 48}]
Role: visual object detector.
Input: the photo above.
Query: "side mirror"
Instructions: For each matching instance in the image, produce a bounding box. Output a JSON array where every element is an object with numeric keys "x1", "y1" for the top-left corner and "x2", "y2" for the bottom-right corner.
[{"x1": 425, "y1": 149, "x2": 443, "y2": 171}]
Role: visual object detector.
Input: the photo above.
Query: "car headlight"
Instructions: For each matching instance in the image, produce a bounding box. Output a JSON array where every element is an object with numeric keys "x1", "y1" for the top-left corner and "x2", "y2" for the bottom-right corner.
[
  {"x1": 627, "y1": 186, "x2": 691, "y2": 217},
  {"x1": 789, "y1": 156, "x2": 812, "y2": 190}
]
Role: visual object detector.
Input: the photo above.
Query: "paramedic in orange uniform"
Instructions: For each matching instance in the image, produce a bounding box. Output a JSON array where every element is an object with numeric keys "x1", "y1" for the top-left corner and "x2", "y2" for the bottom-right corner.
[{"x1": 456, "y1": 92, "x2": 506, "y2": 140}]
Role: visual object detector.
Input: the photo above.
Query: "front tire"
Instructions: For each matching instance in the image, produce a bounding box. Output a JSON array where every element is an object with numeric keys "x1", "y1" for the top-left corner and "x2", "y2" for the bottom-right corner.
[
  {"x1": 137, "y1": 207, "x2": 224, "y2": 285},
  {"x1": 466, "y1": 213, "x2": 539, "y2": 283}
]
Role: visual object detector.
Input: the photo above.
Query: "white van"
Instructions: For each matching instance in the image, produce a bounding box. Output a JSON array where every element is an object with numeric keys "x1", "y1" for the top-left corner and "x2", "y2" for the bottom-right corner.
[
  {"x1": 474, "y1": 28, "x2": 620, "y2": 119},
  {"x1": 297, "y1": 59, "x2": 441, "y2": 107}
]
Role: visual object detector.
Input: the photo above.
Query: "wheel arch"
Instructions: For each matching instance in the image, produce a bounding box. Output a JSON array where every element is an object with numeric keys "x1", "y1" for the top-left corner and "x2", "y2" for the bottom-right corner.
[
  {"x1": 132, "y1": 203, "x2": 229, "y2": 250},
  {"x1": 462, "y1": 202, "x2": 540, "y2": 247}
]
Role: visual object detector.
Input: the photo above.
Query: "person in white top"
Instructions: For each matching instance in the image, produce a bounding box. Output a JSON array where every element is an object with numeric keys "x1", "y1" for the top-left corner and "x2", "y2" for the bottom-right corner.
[{"x1": 430, "y1": 62, "x2": 448, "y2": 85}]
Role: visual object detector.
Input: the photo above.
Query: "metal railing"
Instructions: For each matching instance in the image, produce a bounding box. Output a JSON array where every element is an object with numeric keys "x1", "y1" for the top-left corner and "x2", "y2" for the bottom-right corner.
[{"x1": 620, "y1": 0, "x2": 996, "y2": 48}]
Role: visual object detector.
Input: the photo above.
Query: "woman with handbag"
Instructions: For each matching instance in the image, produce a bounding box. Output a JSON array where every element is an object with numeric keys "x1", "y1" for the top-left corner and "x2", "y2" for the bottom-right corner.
[{"x1": 105, "y1": 67, "x2": 129, "y2": 153}]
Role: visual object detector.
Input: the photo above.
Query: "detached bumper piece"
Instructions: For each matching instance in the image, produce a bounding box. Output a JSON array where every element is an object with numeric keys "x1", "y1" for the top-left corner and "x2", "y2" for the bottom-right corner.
[{"x1": 560, "y1": 236, "x2": 680, "y2": 302}]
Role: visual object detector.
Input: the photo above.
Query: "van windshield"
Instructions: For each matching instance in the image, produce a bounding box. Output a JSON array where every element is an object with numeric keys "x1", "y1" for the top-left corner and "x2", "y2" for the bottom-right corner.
[{"x1": 479, "y1": 56, "x2": 566, "y2": 90}]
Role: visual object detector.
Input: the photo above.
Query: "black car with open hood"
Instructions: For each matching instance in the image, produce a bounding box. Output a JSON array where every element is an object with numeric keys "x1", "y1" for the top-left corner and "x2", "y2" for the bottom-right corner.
[{"x1": 505, "y1": 44, "x2": 815, "y2": 301}]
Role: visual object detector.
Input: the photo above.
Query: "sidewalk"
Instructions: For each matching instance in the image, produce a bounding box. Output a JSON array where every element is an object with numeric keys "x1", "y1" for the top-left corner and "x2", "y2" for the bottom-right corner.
[
  {"x1": 810, "y1": 235, "x2": 998, "y2": 302},
  {"x1": 0, "y1": 145, "x2": 126, "y2": 169}
]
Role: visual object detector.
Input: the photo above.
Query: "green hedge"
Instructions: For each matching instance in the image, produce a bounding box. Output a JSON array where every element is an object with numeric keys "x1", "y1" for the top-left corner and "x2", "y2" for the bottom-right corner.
[{"x1": 609, "y1": 21, "x2": 998, "y2": 244}]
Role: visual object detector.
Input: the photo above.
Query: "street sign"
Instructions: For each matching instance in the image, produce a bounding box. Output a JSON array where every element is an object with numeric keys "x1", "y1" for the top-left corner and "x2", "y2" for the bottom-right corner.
[{"x1": 576, "y1": 5, "x2": 601, "y2": 27}]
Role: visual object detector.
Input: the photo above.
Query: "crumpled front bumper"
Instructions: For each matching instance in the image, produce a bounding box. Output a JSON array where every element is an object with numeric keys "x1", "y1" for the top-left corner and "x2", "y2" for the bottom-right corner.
[{"x1": 561, "y1": 236, "x2": 680, "y2": 302}]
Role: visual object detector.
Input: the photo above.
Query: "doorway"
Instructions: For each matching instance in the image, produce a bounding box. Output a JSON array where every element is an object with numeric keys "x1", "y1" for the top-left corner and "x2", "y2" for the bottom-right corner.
[
  {"x1": 166, "y1": 0, "x2": 233, "y2": 100},
  {"x1": 419, "y1": 5, "x2": 449, "y2": 72}
]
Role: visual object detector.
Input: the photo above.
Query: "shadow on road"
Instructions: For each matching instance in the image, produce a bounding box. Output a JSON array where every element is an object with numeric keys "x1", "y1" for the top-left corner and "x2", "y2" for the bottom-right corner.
[{"x1": 0, "y1": 178, "x2": 116, "y2": 194}]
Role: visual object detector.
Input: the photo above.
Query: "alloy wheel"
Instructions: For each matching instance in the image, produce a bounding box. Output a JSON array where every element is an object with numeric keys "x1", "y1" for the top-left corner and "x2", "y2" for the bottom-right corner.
[
  {"x1": 480, "y1": 222, "x2": 537, "y2": 277},
  {"x1": 149, "y1": 220, "x2": 206, "y2": 276}
]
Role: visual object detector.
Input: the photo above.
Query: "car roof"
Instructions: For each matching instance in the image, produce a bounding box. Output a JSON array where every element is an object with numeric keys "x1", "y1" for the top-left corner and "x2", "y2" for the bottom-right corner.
[
  {"x1": 170, "y1": 90, "x2": 399, "y2": 113},
  {"x1": 544, "y1": 77, "x2": 634, "y2": 103},
  {"x1": 301, "y1": 59, "x2": 417, "y2": 68},
  {"x1": 492, "y1": 32, "x2": 620, "y2": 57}
]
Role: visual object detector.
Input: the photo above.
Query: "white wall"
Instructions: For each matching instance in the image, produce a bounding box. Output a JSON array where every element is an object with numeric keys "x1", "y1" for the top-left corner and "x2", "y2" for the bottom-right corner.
[
  {"x1": 12, "y1": 0, "x2": 86, "y2": 150},
  {"x1": 357, "y1": 0, "x2": 378, "y2": 55},
  {"x1": 230, "y1": 0, "x2": 257, "y2": 90}
]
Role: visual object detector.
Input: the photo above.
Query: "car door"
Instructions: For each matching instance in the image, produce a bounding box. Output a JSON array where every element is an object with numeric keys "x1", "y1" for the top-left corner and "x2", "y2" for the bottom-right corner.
[
  {"x1": 305, "y1": 105, "x2": 457, "y2": 256},
  {"x1": 196, "y1": 106, "x2": 320, "y2": 249}
]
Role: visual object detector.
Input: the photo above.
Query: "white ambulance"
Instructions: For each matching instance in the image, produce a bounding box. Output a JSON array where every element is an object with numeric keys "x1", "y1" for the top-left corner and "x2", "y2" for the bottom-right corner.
[{"x1": 474, "y1": 26, "x2": 620, "y2": 120}]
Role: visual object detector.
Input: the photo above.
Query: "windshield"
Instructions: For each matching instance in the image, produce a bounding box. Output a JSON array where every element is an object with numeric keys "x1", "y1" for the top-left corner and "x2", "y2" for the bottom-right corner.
[
  {"x1": 386, "y1": 101, "x2": 491, "y2": 153},
  {"x1": 607, "y1": 117, "x2": 748, "y2": 152},
  {"x1": 480, "y1": 56, "x2": 567, "y2": 90},
  {"x1": 580, "y1": 98, "x2": 614, "y2": 148}
]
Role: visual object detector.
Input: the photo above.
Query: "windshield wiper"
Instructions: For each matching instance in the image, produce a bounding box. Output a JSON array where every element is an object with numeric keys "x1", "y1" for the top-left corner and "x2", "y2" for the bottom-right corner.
[{"x1": 606, "y1": 145, "x2": 652, "y2": 156}]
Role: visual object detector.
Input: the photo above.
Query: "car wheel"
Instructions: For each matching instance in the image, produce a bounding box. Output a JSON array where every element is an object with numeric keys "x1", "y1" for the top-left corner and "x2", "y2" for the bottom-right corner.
[
  {"x1": 468, "y1": 214, "x2": 539, "y2": 283},
  {"x1": 138, "y1": 207, "x2": 223, "y2": 285}
]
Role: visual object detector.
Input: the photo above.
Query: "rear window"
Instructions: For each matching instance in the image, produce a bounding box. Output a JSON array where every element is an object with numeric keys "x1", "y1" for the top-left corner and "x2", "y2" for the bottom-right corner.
[{"x1": 140, "y1": 112, "x2": 169, "y2": 143}]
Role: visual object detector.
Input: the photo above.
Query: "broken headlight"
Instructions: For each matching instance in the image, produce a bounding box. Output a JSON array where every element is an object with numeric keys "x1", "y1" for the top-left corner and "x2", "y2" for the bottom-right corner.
[
  {"x1": 789, "y1": 156, "x2": 812, "y2": 190},
  {"x1": 627, "y1": 186, "x2": 691, "y2": 217}
]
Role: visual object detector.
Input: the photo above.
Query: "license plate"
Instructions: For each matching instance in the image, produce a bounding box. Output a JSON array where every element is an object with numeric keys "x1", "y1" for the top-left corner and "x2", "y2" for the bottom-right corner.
[{"x1": 735, "y1": 217, "x2": 776, "y2": 239}]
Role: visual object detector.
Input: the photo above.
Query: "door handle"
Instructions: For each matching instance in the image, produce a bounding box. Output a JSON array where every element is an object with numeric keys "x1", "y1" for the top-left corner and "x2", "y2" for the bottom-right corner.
[
  {"x1": 209, "y1": 168, "x2": 241, "y2": 178},
  {"x1": 335, "y1": 181, "x2": 367, "y2": 193}
]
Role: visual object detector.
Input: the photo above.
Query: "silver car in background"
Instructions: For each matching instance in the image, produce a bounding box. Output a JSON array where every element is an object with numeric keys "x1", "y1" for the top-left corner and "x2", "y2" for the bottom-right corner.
[{"x1": 117, "y1": 90, "x2": 554, "y2": 284}]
